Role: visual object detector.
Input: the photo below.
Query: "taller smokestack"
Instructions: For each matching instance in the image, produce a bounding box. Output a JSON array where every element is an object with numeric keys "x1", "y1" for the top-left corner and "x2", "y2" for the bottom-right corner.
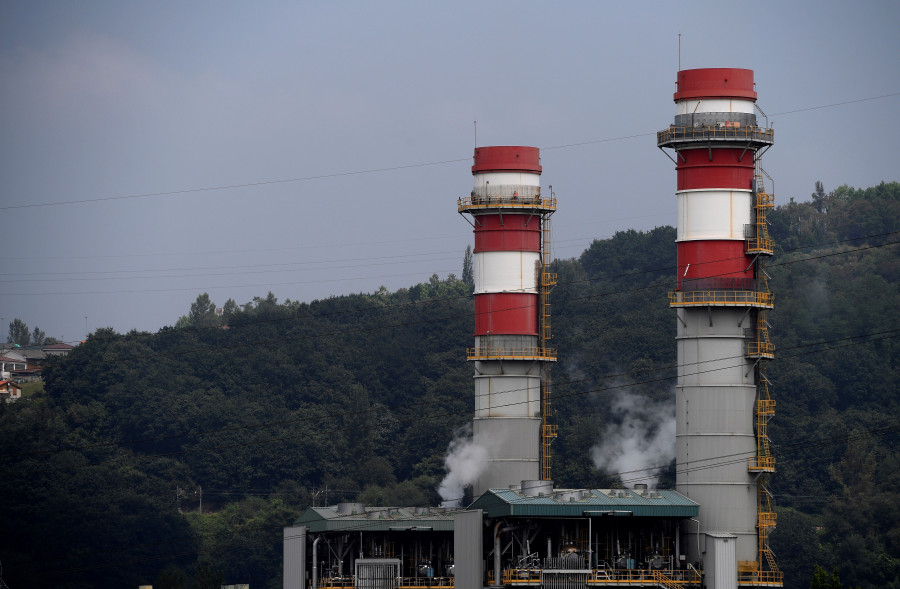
[
  {"x1": 658, "y1": 68, "x2": 782, "y2": 586},
  {"x1": 458, "y1": 146, "x2": 557, "y2": 497}
]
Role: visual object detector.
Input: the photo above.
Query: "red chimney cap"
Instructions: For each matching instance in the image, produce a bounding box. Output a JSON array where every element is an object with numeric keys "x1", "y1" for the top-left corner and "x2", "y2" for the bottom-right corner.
[
  {"x1": 674, "y1": 68, "x2": 757, "y2": 102},
  {"x1": 472, "y1": 146, "x2": 542, "y2": 174}
]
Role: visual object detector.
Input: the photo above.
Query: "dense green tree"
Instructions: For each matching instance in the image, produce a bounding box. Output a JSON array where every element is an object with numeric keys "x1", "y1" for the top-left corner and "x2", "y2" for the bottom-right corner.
[
  {"x1": 188, "y1": 293, "x2": 220, "y2": 328},
  {"x1": 810, "y1": 565, "x2": 844, "y2": 589},
  {"x1": 7, "y1": 318, "x2": 29, "y2": 346},
  {"x1": 221, "y1": 298, "x2": 240, "y2": 324},
  {"x1": 31, "y1": 326, "x2": 46, "y2": 346},
  {"x1": 462, "y1": 244, "x2": 474, "y2": 290}
]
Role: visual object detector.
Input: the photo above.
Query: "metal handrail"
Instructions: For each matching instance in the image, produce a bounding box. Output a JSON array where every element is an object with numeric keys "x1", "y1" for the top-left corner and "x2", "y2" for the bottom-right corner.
[
  {"x1": 747, "y1": 341, "x2": 776, "y2": 357},
  {"x1": 502, "y1": 568, "x2": 542, "y2": 583},
  {"x1": 396, "y1": 576, "x2": 455, "y2": 588},
  {"x1": 756, "y1": 192, "x2": 775, "y2": 208},
  {"x1": 496, "y1": 567, "x2": 705, "y2": 587},
  {"x1": 658, "y1": 125, "x2": 774, "y2": 147},
  {"x1": 758, "y1": 399, "x2": 776, "y2": 414},
  {"x1": 653, "y1": 569, "x2": 702, "y2": 588},
  {"x1": 669, "y1": 290, "x2": 774, "y2": 308},
  {"x1": 746, "y1": 238, "x2": 775, "y2": 255},
  {"x1": 749, "y1": 456, "x2": 776, "y2": 471},
  {"x1": 471, "y1": 184, "x2": 542, "y2": 198},
  {"x1": 758, "y1": 511, "x2": 778, "y2": 526},
  {"x1": 466, "y1": 347, "x2": 557, "y2": 361},
  {"x1": 315, "y1": 575, "x2": 457, "y2": 588},
  {"x1": 738, "y1": 569, "x2": 784, "y2": 586},
  {"x1": 458, "y1": 195, "x2": 557, "y2": 211}
]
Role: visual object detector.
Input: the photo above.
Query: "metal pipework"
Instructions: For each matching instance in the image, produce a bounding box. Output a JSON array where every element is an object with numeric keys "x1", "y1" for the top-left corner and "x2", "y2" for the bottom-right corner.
[{"x1": 312, "y1": 535, "x2": 322, "y2": 589}]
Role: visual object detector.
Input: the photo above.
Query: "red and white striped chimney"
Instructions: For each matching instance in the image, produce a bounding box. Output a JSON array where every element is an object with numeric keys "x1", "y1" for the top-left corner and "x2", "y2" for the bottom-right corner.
[
  {"x1": 459, "y1": 146, "x2": 557, "y2": 497},
  {"x1": 659, "y1": 68, "x2": 780, "y2": 583},
  {"x1": 673, "y1": 68, "x2": 759, "y2": 292}
]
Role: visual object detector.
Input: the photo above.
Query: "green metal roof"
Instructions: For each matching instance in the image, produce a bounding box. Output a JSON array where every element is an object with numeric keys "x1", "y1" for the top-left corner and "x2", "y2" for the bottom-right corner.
[
  {"x1": 468, "y1": 488, "x2": 699, "y2": 519},
  {"x1": 294, "y1": 505, "x2": 458, "y2": 533},
  {"x1": 292, "y1": 489, "x2": 698, "y2": 533}
]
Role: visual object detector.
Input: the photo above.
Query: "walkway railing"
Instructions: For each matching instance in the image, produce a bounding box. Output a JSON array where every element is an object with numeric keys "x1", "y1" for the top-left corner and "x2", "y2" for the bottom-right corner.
[
  {"x1": 467, "y1": 347, "x2": 557, "y2": 361},
  {"x1": 657, "y1": 125, "x2": 774, "y2": 147},
  {"x1": 669, "y1": 290, "x2": 773, "y2": 308},
  {"x1": 458, "y1": 195, "x2": 557, "y2": 212}
]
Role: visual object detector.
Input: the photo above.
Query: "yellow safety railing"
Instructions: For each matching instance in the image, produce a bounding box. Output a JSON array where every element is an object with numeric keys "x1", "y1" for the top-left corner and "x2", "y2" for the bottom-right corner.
[
  {"x1": 495, "y1": 567, "x2": 704, "y2": 588},
  {"x1": 395, "y1": 577, "x2": 455, "y2": 588},
  {"x1": 746, "y1": 341, "x2": 775, "y2": 359},
  {"x1": 747, "y1": 310, "x2": 775, "y2": 359},
  {"x1": 315, "y1": 578, "x2": 355, "y2": 588},
  {"x1": 657, "y1": 125, "x2": 774, "y2": 147},
  {"x1": 668, "y1": 290, "x2": 773, "y2": 308},
  {"x1": 750, "y1": 382, "x2": 776, "y2": 472},
  {"x1": 541, "y1": 420, "x2": 557, "y2": 480},
  {"x1": 587, "y1": 568, "x2": 699, "y2": 585},
  {"x1": 749, "y1": 456, "x2": 776, "y2": 472},
  {"x1": 747, "y1": 187, "x2": 775, "y2": 255},
  {"x1": 501, "y1": 568, "x2": 543, "y2": 584},
  {"x1": 467, "y1": 347, "x2": 557, "y2": 361},
  {"x1": 746, "y1": 235, "x2": 775, "y2": 256},
  {"x1": 653, "y1": 569, "x2": 702, "y2": 589},
  {"x1": 759, "y1": 511, "x2": 777, "y2": 528},
  {"x1": 540, "y1": 215, "x2": 557, "y2": 481},
  {"x1": 738, "y1": 570, "x2": 784, "y2": 587},
  {"x1": 752, "y1": 485, "x2": 782, "y2": 585},
  {"x1": 457, "y1": 195, "x2": 557, "y2": 212},
  {"x1": 756, "y1": 191, "x2": 774, "y2": 209}
]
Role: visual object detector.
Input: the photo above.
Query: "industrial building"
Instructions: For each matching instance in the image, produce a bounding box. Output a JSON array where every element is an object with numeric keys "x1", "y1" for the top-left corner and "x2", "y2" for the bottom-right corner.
[{"x1": 284, "y1": 68, "x2": 780, "y2": 589}]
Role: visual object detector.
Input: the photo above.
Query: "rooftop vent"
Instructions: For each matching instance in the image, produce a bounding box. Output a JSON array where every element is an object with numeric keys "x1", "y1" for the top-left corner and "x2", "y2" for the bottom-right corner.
[
  {"x1": 336, "y1": 502, "x2": 366, "y2": 515},
  {"x1": 521, "y1": 480, "x2": 554, "y2": 497},
  {"x1": 555, "y1": 490, "x2": 584, "y2": 502}
]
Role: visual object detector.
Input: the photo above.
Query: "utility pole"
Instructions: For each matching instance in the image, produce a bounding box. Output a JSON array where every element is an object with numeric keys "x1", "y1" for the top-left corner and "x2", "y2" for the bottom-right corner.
[
  {"x1": 312, "y1": 484, "x2": 330, "y2": 507},
  {"x1": 176, "y1": 486, "x2": 185, "y2": 514}
]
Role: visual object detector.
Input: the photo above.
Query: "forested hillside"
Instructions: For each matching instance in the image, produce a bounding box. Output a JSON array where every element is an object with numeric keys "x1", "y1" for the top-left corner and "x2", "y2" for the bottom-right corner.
[{"x1": 1, "y1": 182, "x2": 897, "y2": 589}]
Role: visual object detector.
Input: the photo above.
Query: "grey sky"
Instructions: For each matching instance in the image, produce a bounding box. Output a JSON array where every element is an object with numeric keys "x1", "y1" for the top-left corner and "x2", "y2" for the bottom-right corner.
[{"x1": 1, "y1": 1, "x2": 898, "y2": 343}]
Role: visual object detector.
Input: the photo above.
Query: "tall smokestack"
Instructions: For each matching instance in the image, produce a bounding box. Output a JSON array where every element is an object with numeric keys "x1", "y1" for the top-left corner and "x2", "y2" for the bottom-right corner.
[
  {"x1": 658, "y1": 68, "x2": 781, "y2": 585},
  {"x1": 458, "y1": 146, "x2": 557, "y2": 497}
]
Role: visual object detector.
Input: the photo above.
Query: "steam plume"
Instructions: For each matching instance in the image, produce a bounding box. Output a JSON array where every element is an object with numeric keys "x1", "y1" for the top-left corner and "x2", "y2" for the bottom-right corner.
[
  {"x1": 437, "y1": 425, "x2": 490, "y2": 507},
  {"x1": 591, "y1": 391, "x2": 675, "y2": 488}
]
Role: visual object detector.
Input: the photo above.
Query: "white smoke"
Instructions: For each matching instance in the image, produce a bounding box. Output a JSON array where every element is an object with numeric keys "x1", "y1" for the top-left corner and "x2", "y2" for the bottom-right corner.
[
  {"x1": 437, "y1": 425, "x2": 490, "y2": 507},
  {"x1": 590, "y1": 391, "x2": 675, "y2": 488}
]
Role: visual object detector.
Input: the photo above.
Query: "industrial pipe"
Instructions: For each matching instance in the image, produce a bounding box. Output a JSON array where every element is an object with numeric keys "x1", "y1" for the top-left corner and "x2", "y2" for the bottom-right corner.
[
  {"x1": 312, "y1": 536, "x2": 322, "y2": 589},
  {"x1": 493, "y1": 521, "x2": 503, "y2": 588},
  {"x1": 689, "y1": 518, "x2": 702, "y2": 567}
]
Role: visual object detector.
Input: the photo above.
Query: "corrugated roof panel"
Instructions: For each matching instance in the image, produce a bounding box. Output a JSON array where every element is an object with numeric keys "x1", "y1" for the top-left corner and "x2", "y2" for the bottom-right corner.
[
  {"x1": 294, "y1": 506, "x2": 458, "y2": 532},
  {"x1": 469, "y1": 488, "x2": 699, "y2": 518},
  {"x1": 294, "y1": 489, "x2": 699, "y2": 532}
]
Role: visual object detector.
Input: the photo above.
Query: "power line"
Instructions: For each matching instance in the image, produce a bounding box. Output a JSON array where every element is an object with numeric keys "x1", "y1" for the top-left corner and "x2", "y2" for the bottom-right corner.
[
  {"x1": 28, "y1": 419, "x2": 900, "y2": 578},
  {"x1": 6, "y1": 229, "x2": 897, "y2": 350},
  {"x1": 6, "y1": 327, "x2": 897, "y2": 470},
  {"x1": 10, "y1": 328, "x2": 897, "y2": 571},
  {"x1": 2, "y1": 92, "x2": 897, "y2": 213},
  {"x1": 3, "y1": 221, "x2": 893, "y2": 288},
  {"x1": 1, "y1": 251, "x2": 463, "y2": 281},
  {"x1": 48, "y1": 237, "x2": 900, "y2": 357},
  {"x1": 770, "y1": 92, "x2": 900, "y2": 116},
  {"x1": 0, "y1": 158, "x2": 471, "y2": 211}
]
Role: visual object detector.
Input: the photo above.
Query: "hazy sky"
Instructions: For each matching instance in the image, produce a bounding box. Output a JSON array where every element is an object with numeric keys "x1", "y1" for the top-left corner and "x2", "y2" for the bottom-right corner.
[{"x1": 2, "y1": 1, "x2": 898, "y2": 343}]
